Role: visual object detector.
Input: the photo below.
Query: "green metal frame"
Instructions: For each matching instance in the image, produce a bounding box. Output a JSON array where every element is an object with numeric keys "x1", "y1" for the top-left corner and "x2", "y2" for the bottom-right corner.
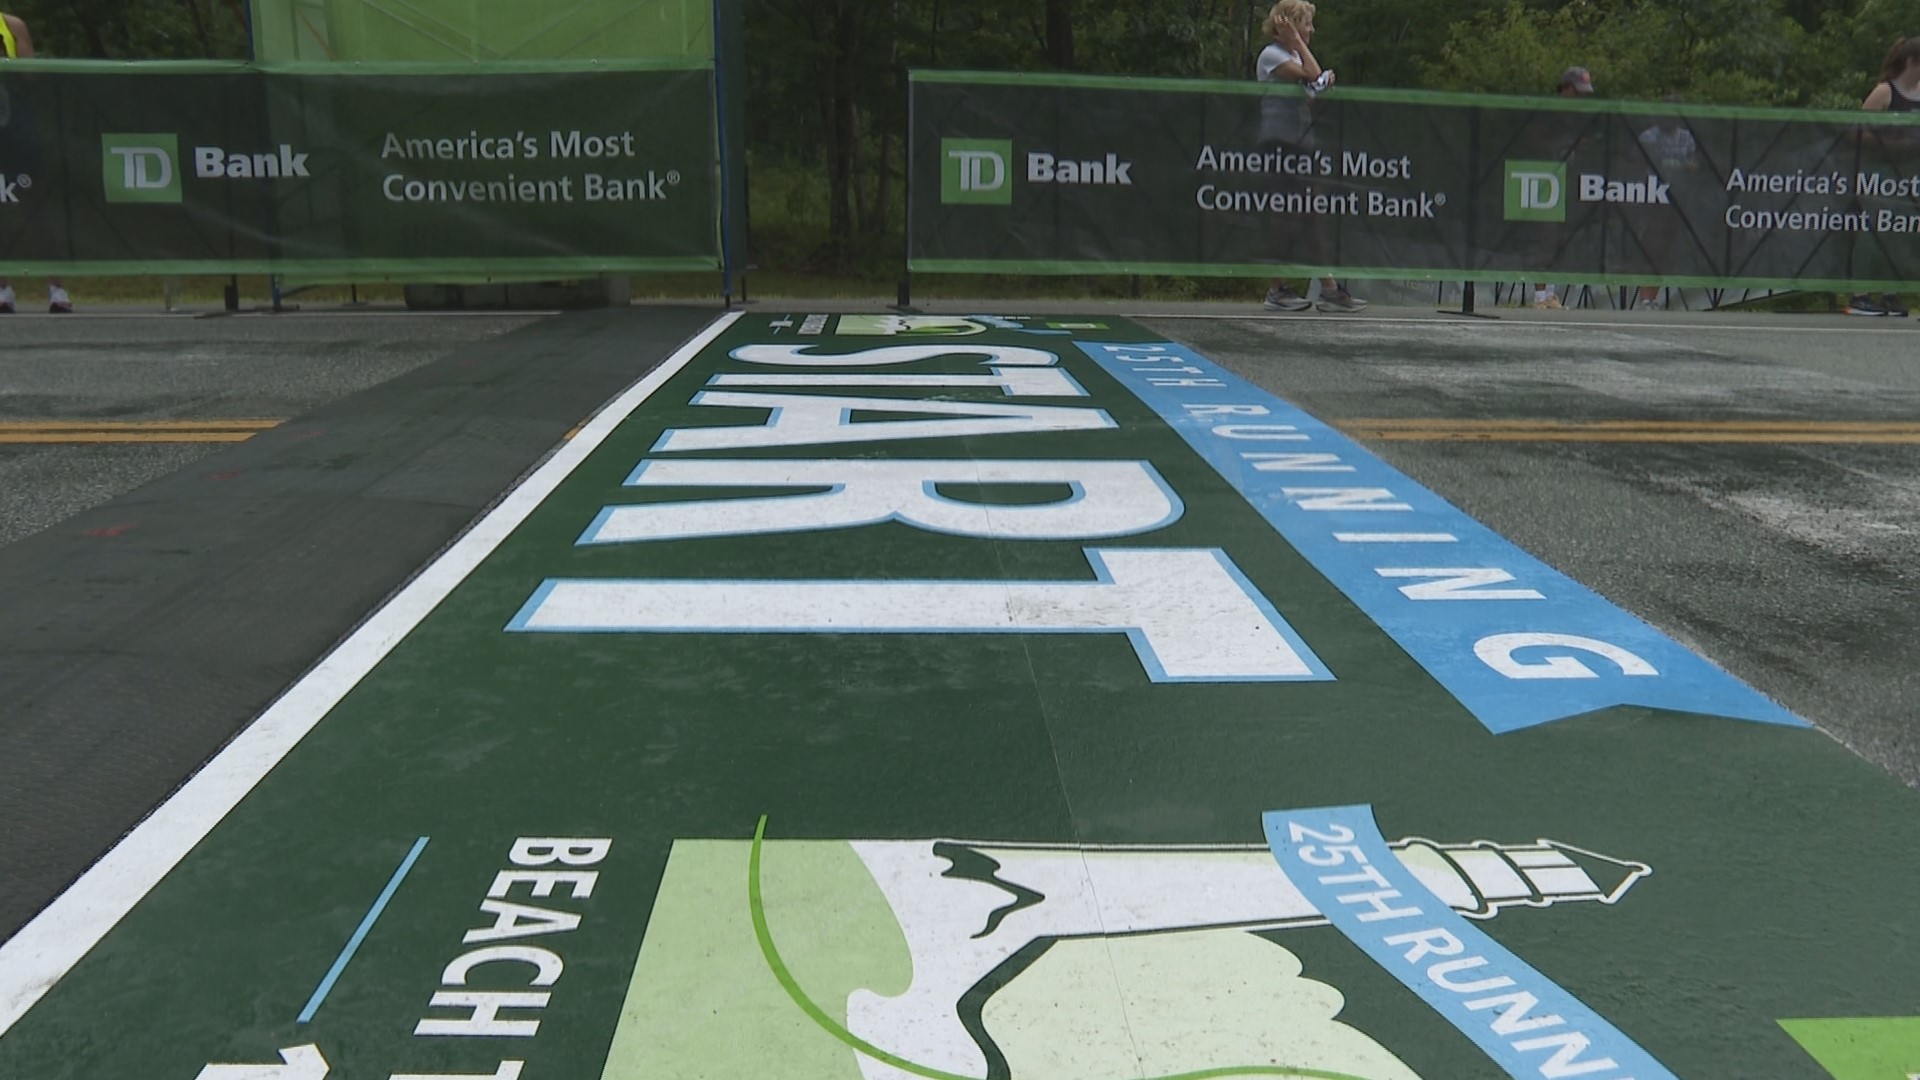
[
  {"x1": 0, "y1": 258, "x2": 721, "y2": 280},
  {"x1": 0, "y1": 57, "x2": 709, "y2": 74},
  {"x1": 908, "y1": 260, "x2": 1917, "y2": 294},
  {"x1": 909, "y1": 68, "x2": 1920, "y2": 126},
  {"x1": 250, "y1": 0, "x2": 715, "y2": 64}
]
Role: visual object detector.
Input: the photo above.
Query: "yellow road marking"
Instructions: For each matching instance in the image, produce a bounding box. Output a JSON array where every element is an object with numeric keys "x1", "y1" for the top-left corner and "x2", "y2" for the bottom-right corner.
[
  {"x1": 1343, "y1": 418, "x2": 1920, "y2": 431},
  {"x1": 0, "y1": 419, "x2": 285, "y2": 444},
  {"x1": 0, "y1": 433, "x2": 264, "y2": 444},
  {"x1": 1348, "y1": 430, "x2": 1920, "y2": 444},
  {"x1": 0, "y1": 419, "x2": 284, "y2": 432},
  {"x1": 1338, "y1": 418, "x2": 1920, "y2": 443}
]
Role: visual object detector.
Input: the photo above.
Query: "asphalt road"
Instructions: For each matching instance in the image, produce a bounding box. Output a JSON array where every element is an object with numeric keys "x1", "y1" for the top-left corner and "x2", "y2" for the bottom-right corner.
[
  {"x1": 2, "y1": 303, "x2": 1913, "y2": 801},
  {"x1": 0, "y1": 305, "x2": 718, "y2": 942},
  {"x1": 0, "y1": 312, "x2": 540, "y2": 546},
  {"x1": 0, "y1": 302, "x2": 1913, "y2": 1080},
  {"x1": 1146, "y1": 310, "x2": 1920, "y2": 788}
]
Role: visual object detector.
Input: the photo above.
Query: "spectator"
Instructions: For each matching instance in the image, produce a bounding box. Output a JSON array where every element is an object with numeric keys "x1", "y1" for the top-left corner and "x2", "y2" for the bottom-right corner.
[
  {"x1": 1, "y1": 11, "x2": 27, "y2": 57},
  {"x1": 0, "y1": 11, "x2": 73, "y2": 314},
  {"x1": 1634, "y1": 96, "x2": 1700, "y2": 310},
  {"x1": 1848, "y1": 36, "x2": 1920, "y2": 317},
  {"x1": 1533, "y1": 66, "x2": 1593, "y2": 310},
  {"x1": 1256, "y1": 0, "x2": 1367, "y2": 314}
]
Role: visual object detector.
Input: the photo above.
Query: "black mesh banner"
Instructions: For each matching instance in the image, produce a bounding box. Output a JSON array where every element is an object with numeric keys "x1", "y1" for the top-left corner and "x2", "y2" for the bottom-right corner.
[
  {"x1": 0, "y1": 62, "x2": 720, "y2": 277},
  {"x1": 911, "y1": 72, "x2": 1920, "y2": 290}
]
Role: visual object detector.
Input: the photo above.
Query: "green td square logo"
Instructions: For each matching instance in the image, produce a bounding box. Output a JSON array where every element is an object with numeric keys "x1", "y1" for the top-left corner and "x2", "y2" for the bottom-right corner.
[
  {"x1": 1504, "y1": 160, "x2": 1565, "y2": 221},
  {"x1": 101, "y1": 134, "x2": 182, "y2": 204},
  {"x1": 941, "y1": 139, "x2": 1013, "y2": 205}
]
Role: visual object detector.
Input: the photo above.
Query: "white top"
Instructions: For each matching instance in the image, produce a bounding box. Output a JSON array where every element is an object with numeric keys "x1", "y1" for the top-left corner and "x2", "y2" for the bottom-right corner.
[
  {"x1": 1257, "y1": 43, "x2": 1300, "y2": 83},
  {"x1": 1637, "y1": 125, "x2": 1698, "y2": 170}
]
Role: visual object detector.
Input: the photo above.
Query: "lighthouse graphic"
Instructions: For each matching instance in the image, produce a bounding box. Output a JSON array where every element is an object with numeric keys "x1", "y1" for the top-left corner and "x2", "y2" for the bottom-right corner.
[
  {"x1": 606, "y1": 825, "x2": 1654, "y2": 1080},
  {"x1": 841, "y1": 835, "x2": 1649, "y2": 1080}
]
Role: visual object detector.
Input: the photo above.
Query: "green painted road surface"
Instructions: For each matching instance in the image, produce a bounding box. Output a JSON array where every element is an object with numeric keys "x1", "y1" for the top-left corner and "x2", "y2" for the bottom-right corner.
[{"x1": 1, "y1": 312, "x2": 1916, "y2": 1080}]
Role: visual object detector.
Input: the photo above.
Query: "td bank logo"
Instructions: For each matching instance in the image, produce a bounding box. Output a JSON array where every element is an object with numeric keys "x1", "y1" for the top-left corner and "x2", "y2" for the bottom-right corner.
[
  {"x1": 102, "y1": 134, "x2": 181, "y2": 204},
  {"x1": 941, "y1": 138, "x2": 1012, "y2": 205},
  {"x1": 1504, "y1": 160, "x2": 1565, "y2": 222}
]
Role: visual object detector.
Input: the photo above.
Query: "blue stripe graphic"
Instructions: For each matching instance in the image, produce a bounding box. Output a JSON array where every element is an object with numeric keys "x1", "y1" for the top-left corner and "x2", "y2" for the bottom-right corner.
[
  {"x1": 1266, "y1": 805, "x2": 1677, "y2": 1080},
  {"x1": 298, "y1": 836, "x2": 429, "y2": 1023},
  {"x1": 1081, "y1": 339, "x2": 1805, "y2": 733}
]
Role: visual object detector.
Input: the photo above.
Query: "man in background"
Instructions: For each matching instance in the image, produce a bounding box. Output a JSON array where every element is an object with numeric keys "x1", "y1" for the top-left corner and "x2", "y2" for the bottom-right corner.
[
  {"x1": 1632, "y1": 97, "x2": 1700, "y2": 310},
  {"x1": 1532, "y1": 66, "x2": 1593, "y2": 310},
  {"x1": 1, "y1": 10, "x2": 74, "y2": 313}
]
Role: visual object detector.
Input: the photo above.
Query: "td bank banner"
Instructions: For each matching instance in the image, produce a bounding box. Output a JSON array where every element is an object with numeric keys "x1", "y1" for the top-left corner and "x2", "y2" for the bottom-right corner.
[
  {"x1": 911, "y1": 71, "x2": 1920, "y2": 290},
  {"x1": 0, "y1": 63, "x2": 719, "y2": 276}
]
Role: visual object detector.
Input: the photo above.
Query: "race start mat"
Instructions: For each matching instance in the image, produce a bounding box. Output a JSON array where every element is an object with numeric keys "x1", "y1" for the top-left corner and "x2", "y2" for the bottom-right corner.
[{"x1": 2, "y1": 312, "x2": 1915, "y2": 1080}]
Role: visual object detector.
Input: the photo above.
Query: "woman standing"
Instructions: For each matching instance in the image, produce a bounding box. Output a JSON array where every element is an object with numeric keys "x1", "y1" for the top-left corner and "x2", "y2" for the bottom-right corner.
[
  {"x1": 1255, "y1": 0, "x2": 1366, "y2": 314},
  {"x1": 1848, "y1": 36, "x2": 1920, "y2": 317}
]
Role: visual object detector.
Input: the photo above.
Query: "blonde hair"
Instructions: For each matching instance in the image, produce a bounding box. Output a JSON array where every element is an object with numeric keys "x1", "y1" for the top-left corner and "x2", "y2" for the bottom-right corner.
[{"x1": 1262, "y1": 0, "x2": 1316, "y2": 41}]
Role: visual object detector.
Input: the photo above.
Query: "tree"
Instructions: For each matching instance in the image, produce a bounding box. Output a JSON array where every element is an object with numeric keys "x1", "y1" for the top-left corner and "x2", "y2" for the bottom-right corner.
[
  {"x1": 1315, "y1": 0, "x2": 1513, "y2": 89},
  {"x1": 1423, "y1": 0, "x2": 1807, "y2": 104},
  {"x1": 10, "y1": 0, "x2": 250, "y2": 59},
  {"x1": 1046, "y1": 0, "x2": 1074, "y2": 69},
  {"x1": 1802, "y1": 0, "x2": 1920, "y2": 107}
]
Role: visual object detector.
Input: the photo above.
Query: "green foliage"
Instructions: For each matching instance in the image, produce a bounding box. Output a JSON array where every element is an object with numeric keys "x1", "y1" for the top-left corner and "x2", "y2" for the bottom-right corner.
[
  {"x1": 1420, "y1": 1, "x2": 1590, "y2": 97},
  {"x1": 1420, "y1": 0, "x2": 1918, "y2": 107},
  {"x1": 9, "y1": 0, "x2": 251, "y2": 59},
  {"x1": 1313, "y1": 0, "x2": 1513, "y2": 89},
  {"x1": 1804, "y1": 0, "x2": 1920, "y2": 106},
  {"x1": 748, "y1": 154, "x2": 902, "y2": 277},
  {"x1": 1072, "y1": 0, "x2": 1252, "y2": 79}
]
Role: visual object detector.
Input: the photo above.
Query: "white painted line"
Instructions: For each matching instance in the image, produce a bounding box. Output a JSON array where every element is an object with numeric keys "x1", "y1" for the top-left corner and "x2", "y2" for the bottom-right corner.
[
  {"x1": 0, "y1": 310, "x2": 743, "y2": 1037},
  {"x1": 1139, "y1": 312, "x2": 1920, "y2": 334},
  {"x1": 1333, "y1": 532, "x2": 1460, "y2": 543},
  {"x1": 227, "y1": 310, "x2": 565, "y2": 319},
  {"x1": 0, "y1": 311, "x2": 561, "y2": 320}
]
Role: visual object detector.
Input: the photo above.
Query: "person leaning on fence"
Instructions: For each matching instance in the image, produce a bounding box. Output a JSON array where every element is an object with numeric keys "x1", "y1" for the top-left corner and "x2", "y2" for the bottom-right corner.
[
  {"x1": 0, "y1": 11, "x2": 72, "y2": 314},
  {"x1": 1532, "y1": 66, "x2": 1593, "y2": 310},
  {"x1": 1633, "y1": 95, "x2": 1699, "y2": 310},
  {"x1": 1846, "y1": 36, "x2": 1920, "y2": 317},
  {"x1": 1, "y1": 11, "x2": 28, "y2": 57},
  {"x1": 1255, "y1": 0, "x2": 1367, "y2": 314}
]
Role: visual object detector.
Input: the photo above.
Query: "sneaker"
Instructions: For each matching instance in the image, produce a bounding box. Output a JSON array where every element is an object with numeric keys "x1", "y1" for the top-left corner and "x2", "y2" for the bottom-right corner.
[
  {"x1": 1882, "y1": 293, "x2": 1909, "y2": 317},
  {"x1": 1262, "y1": 286, "x2": 1312, "y2": 312},
  {"x1": 48, "y1": 285, "x2": 73, "y2": 314},
  {"x1": 1636, "y1": 298, "x2": 1659, "y2": 311},
  {"x1": 0, "y1": 285, "x2": 14, "y2": 314},
  {"x1": 1315, "y1": 288, "x2": 1369, "y2": 313},
  {"x1": 1846, "y1": 294, "x2": 1887, "y2": 316}
]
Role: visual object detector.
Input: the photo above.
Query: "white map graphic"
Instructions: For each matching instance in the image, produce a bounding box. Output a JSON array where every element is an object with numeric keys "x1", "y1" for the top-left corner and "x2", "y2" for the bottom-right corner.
[
  {"x1": 845, "y1": 836, "x2": 1648, "y2": 1080},
  {"x1": 602, "y1": 833, "x2": 1648, "y2": 1080}
]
